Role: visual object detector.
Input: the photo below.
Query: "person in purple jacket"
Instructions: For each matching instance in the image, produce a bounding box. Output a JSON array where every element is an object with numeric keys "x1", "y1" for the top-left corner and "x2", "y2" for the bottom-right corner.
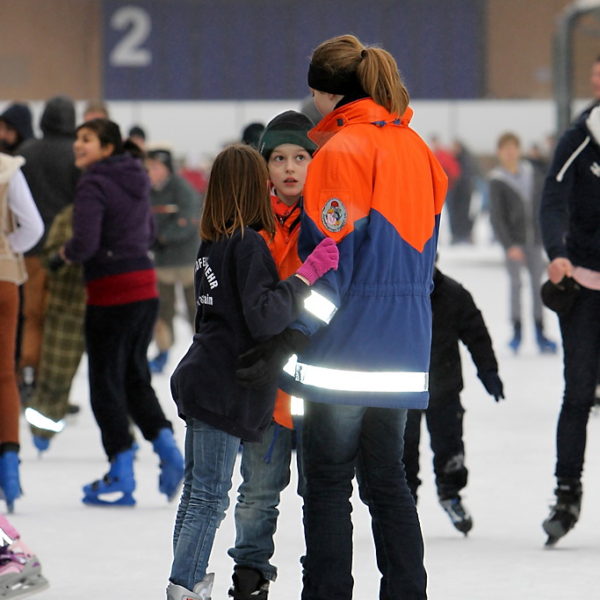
[{"x1": 58, "y1": 119, "x2": 184, "y2": 507}]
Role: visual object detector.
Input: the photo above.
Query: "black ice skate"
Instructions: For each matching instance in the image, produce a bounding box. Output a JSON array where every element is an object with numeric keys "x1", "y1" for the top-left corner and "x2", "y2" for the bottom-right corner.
[
  {"x1": 439, "y1": 496, "x2": 473, "y2": 535},
  {"x1": 228, "y1": 566, "x2": 269, "y2": 600},
  {"x1": 543, "y1": 479, "x2": 582, "y2": 547}
]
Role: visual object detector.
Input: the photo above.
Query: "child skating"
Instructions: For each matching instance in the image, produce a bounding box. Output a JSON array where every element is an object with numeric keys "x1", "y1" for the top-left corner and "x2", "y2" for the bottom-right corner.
[
  {"x1": 403, "y1": 266, "x2": 504, "y2": 534},
  {"x1": 227, "y1": 110, "x2": 316, "y2": 600}
]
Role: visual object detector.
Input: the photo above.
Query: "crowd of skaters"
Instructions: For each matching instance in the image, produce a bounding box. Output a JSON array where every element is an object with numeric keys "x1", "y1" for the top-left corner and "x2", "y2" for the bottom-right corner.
[{"x1": 0, "y1": 42, "x2": 598, "y2": 600}]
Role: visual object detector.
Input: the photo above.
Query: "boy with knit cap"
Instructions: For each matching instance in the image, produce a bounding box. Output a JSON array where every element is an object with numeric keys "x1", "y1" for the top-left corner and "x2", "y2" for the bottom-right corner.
[{"x1": 228, "y1": 110, "x2": 316, "y2": 600}]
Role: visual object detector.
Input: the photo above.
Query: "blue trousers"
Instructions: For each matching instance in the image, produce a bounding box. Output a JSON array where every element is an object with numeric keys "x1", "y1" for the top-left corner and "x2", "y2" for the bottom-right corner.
[
  {"x1": 301, "y1": 401, "x2": 427, "y2": 600},
  {"x1": 229, "y1": 419, "x2": 304, "y2": 581},
  {"x1": 170, "y1": 418, "x2": 240, "y2": 591}
]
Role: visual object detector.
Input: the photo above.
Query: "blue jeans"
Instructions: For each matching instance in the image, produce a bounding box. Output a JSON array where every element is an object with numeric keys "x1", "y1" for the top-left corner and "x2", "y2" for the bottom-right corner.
[
  {"x1": 170, "y1": 418, "x2": 240, "y2": 590},
  {"x1": 301, "y1": 402, "x2": 427, "y2": 600},
  {"x1": 556, "y1": 286, "x2": 600, "y2": 479},
  {"x1": 229, "y1": 419, "x2": 304, "y2": 581}
]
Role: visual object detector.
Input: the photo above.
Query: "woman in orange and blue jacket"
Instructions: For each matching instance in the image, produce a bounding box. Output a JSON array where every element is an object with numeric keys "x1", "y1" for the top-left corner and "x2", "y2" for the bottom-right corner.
[
  {"x1": 297, "y1": 36, "x2": 446, "y2": 600},
  {"x1": 239, "y1": 35, "x2": 447, "y2": 600}
]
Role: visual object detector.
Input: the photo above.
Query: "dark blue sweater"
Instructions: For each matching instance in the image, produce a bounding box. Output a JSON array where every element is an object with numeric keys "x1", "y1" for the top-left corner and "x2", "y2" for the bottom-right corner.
[
  {"x1": 170, "y1": 227, "x2": 310, "y2": 441},
  {"x1": 541, "y1": 107, "x2": 600, "y2": 271}
]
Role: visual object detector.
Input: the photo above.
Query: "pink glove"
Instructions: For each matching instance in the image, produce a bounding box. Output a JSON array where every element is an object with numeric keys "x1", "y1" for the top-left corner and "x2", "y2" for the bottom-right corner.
[{"x1": 296, "y1": 238, "x2": 339, "y2": 285}]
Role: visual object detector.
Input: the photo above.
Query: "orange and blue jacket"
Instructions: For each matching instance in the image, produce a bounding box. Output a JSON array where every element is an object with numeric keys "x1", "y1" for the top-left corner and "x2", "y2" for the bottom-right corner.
[
  {"x1": 260, "y1": 192, "x2": 302, "y2": 429},
  {"x1": 286, "y1": 98, "x2": 447, "y2": 410}
]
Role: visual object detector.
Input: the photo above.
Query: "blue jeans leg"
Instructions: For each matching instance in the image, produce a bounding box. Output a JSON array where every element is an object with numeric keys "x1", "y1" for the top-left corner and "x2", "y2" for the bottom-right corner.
[
  {"x1": 229, "y1": 421, "x2": 293, "y2": 581},
  {"x1": 170, "y1": 418, "x2": 240, "y2": 590}
]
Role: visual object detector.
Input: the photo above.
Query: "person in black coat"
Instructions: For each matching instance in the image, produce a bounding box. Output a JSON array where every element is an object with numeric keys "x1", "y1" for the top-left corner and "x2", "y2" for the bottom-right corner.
[
  {"x1": 17, "y1": 96, "x2": 80, "y2": 393},
  {"x1": 540, "y1": 99, "x2": 600, "y2": 546},
  {"x1": 403, "y1": 267, "x2": 504, "y2": 535}
]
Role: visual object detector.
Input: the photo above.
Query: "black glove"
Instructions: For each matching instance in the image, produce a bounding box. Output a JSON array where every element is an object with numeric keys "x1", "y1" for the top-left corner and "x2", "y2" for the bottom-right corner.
[
  {"x1": 236, "y1": 329, "x2": 309, "y2": 390},
  {"x1": 47, "y1": 253, "x2": 66, "y2": 272},
  {"x1": 479, "y1": 370, "x2": 505, "y2": 402}
]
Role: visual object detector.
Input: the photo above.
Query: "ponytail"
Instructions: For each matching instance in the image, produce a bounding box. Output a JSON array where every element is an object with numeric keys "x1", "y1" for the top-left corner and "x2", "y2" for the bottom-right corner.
[
  {"x1": 308, "y1": 34, "x2": 409, "y2": 116},
  {"x1": 357, "y1": 47, "x2": 409, "y2": 116}
]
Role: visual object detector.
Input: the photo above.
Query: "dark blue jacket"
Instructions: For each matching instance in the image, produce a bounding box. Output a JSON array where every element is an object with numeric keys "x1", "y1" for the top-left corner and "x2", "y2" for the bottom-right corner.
[
  {"x1": 65, "y1": 154, "x2": 155, "y2": 281},
  {"x1": 541, "y1": 106, "x2": 600, "y2": 271},
  {"x1": 170, "y1": 228, "x2": 309, "y2": 441}
]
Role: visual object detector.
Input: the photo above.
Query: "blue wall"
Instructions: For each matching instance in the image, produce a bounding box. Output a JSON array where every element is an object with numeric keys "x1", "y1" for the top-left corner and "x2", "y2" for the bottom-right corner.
[{"x1": 103, "y1": 0, "x2": 485, "y2": 100}]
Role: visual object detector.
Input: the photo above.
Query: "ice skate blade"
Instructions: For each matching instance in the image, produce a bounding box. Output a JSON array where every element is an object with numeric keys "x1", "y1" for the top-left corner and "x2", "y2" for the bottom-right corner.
[
  {"x1": 82, "y1": 492, "x2": 136, "y2": 507},
  {"x1": 0, "y1": 574, "x2": 49, "y2": 599}
]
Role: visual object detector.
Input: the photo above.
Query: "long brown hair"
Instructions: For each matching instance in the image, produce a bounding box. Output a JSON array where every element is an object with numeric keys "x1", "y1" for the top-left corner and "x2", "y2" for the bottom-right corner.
[
  {"x1": 311, "y1": 34, "x2": 409, "y2": 116},
  {"x1": 200, "y1": 144, "x2": 275, "y2": 241}
]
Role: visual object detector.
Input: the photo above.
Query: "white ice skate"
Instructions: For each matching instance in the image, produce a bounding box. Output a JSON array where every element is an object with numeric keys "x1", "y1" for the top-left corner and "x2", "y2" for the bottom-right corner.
[{"x1": 167, "y1": 573, "x2": 214, "y2": 600}]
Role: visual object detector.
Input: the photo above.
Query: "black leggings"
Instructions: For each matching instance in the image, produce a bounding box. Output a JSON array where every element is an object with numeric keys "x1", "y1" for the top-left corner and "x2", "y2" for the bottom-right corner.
[{"x1": 85, "y1": 298, "x2": 171, "y2": 459}]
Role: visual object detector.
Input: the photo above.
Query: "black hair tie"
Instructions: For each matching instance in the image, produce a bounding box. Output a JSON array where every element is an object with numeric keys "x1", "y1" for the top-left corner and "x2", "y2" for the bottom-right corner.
[{"x1": 361, "y1": 49, "x2": 368, "y2": 59}]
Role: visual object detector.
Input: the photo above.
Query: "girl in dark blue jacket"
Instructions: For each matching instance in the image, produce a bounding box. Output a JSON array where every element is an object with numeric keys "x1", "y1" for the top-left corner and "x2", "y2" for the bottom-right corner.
[{"x1": 166, "y1": 144, "x2": 338, "y2": 600}]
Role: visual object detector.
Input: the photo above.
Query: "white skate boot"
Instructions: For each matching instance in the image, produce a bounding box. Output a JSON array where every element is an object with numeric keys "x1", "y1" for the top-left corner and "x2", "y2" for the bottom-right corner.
[{"x1": 167, "y1": 573, "x2": 214, "y2": 600}]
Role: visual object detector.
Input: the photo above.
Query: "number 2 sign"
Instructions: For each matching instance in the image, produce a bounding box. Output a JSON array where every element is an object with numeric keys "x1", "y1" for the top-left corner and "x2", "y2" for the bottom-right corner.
[{"x1": 109, "y1": 5, "x2": 152, "y2": 67}]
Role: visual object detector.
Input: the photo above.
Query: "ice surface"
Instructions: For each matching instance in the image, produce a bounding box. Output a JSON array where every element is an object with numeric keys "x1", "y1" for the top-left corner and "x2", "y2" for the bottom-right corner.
[{"x1": 8, "y1": 221, "x2": 599, "y2": 599}]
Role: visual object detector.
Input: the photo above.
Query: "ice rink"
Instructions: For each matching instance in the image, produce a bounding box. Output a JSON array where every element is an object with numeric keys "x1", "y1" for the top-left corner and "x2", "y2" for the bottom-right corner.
[{"x1": 9, "y1": 222, "x2": 600, "y2": 599}]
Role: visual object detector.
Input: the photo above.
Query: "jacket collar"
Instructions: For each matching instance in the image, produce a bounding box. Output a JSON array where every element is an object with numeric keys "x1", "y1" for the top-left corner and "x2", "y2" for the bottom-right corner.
[{"x1": 308, "y1": 98, "x2": 413, "y2": 149}]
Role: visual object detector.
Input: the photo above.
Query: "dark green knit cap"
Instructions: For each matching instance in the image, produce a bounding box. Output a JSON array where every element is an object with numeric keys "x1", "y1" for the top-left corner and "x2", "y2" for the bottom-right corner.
[{"x1": 258, "y1": 110, "x2": 317, "y2": 161}]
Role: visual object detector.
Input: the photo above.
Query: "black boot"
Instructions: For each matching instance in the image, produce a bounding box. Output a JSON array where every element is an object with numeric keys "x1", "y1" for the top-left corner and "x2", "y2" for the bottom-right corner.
[
  {"x1": 439, "y1": 495, "x2": 473, "y2": 535},
  {"x1": 543, "y1": 478, "x2": 582, "y2": 546},
  {"x1": 228, "y1": 566, "x2": 269, "y2": 600}
]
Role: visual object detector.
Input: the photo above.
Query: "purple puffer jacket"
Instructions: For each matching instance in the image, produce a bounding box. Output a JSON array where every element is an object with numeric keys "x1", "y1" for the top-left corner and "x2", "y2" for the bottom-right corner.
[{"x1": 65, "y1": 153, "x2": 155, "y2": 281}]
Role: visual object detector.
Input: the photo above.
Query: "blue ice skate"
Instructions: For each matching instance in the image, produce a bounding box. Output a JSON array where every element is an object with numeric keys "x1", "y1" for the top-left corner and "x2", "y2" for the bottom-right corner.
[
  {"x1": 152, "y1": 428, "x2": 184, "y2": 501},
  {"x1": 149, "y1": 351, "x2": 169, "y2": 374},
  {"x1": 82, "y1": 448, "x2": 136, "y2": 507},
  {"x1": 535, "y1": 322, "x2": 558, "y2": 354},
  {"x1": 0, "y1": 451, "x2": 22, "y2": 513},
  {"x1": 32, "y1": 435, "x2": 50, "y2": 456},
  {"x1": 508, "y1": 321, "x2": 522, "y2": 354}
]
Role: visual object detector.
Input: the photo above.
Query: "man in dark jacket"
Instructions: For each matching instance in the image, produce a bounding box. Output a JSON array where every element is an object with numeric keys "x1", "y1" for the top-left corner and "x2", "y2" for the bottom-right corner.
[
  {"x1": 18, "y1": 96, "x2": 79, "y2": 391},
  {"x1": 0, "y1": 103, "x2": 34, "y2": 155},
  {"x1": 403, "y1": 267, "x2": 504, "y2": 535},
  {"x1": 145, "y1": 148, "x2": 202, "y2": 374},
  {"x1": 540, "y1": 101, "x2": 600, "y2": 546}
]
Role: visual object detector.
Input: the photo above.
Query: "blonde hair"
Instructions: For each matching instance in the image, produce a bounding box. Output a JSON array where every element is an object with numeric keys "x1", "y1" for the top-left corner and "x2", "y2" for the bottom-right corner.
[
  {"x1": 200, "y1": 144, "x2": 275, "y2": 242},
  {"x1": 311, "y1": 34, "x2": 409, "y2": 116}
]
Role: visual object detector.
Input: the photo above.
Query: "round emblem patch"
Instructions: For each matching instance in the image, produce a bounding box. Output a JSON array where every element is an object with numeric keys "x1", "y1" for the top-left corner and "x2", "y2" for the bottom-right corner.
[{"x1": 321, "y1": 198, "x2": 347, "y2": 233}]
